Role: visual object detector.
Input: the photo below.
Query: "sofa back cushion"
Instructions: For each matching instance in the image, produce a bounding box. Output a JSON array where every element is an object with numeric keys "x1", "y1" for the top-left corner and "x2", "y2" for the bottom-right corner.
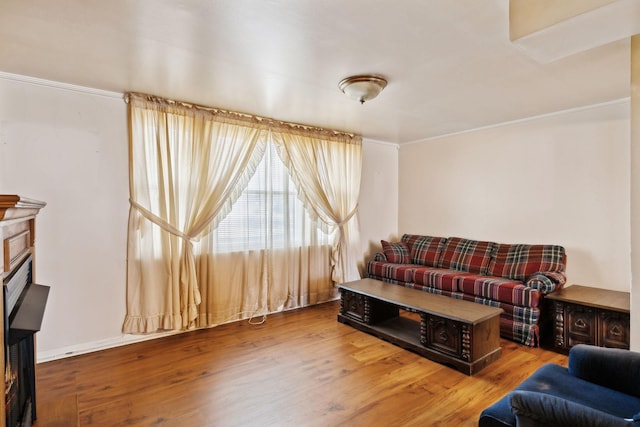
[
  {"x1": 381, "y1": 240, "x2": 411, "y2": 264},
  {"x1": 488, "y1": 244, "x2": 566, "y2": 280},
  {"x1": 401, "y1": 234, "x2": 424, "y2": 250},
  {"x1": 401, "y1": 234, "x2": 447, "y2": 267},
  {"x1": 437, "y1": 237, "x2": 496, "y2": 274}
]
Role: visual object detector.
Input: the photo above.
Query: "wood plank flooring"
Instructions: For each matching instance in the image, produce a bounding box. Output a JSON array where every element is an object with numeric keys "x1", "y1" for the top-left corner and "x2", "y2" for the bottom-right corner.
[{"x1": 33, "y1": 301, "x2": 567, "y2": 427}]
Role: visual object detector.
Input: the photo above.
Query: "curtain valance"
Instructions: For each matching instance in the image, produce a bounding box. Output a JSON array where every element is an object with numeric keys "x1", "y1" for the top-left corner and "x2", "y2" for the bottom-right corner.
[{"x1": 125, "y1": 92, "x2": 361, "y2": 144}]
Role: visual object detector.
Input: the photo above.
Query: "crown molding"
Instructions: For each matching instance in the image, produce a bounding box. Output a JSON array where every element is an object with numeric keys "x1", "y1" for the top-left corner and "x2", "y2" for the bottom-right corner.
[
  {"x1": 404, "y1": 97, "x2": 630, "y2": 146},
  {"x1": 0, "y1": 71, "x2": 122, "y2": 99}
]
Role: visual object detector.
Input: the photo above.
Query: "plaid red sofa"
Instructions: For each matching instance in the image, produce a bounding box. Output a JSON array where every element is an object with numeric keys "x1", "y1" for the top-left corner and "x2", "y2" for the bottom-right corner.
[{"x1": 366, "y1": 234, "x2": 567, "y2": 346}]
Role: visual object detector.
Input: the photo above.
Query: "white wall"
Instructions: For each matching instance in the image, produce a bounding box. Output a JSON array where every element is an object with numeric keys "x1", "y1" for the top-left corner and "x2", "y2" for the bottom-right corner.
[
  {"x1": 358, "y1": 139, "x2": 399, "y2": 274},
  {"x1": 0, "y1": 76, "x2": 130, "y2": 359},
  {"x1": 0, "y1": 74, "x2": 400, "y2": 360},
  {"x1": 399, "y1": 100, "x2": 631, "y2": 292}
]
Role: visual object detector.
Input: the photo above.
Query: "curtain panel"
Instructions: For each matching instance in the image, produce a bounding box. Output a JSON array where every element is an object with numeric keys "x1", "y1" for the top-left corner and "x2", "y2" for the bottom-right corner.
[
  {"x1": 123, "y1": 93, "x2": 363, "y2": 334},
  {"x1": 272, "y1": 126, "x2": 363, "y2": 283}
]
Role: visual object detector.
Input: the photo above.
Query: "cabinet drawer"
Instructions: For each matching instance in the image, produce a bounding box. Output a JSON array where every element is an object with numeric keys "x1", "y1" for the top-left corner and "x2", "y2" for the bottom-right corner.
[{"x1": 422, "y1": 314, "x2": 461, "y2": 358}]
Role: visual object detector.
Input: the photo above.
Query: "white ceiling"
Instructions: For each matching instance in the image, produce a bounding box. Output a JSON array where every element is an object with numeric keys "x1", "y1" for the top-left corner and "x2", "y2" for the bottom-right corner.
[{"x1": 0, "y1": 0, "x2": 631, "y2": 143}]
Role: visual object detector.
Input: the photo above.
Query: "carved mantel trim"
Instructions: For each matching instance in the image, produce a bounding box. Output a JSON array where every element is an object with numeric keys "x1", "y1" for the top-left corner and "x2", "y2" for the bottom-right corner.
[{"x1": 0, "y1": 195, "x2": 47, "y2": 221}]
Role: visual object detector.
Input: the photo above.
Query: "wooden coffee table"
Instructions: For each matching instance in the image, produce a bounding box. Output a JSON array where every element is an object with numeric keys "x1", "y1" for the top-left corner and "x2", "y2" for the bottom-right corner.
[{"x1": 337, "y1": 278, "x2": 503, "y2": 375}]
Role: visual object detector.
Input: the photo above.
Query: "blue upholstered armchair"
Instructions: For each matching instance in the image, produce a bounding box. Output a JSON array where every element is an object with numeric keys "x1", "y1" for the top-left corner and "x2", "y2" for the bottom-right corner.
[{"x1": 479, "y1": 344, "x2": 640, "y2": 427}]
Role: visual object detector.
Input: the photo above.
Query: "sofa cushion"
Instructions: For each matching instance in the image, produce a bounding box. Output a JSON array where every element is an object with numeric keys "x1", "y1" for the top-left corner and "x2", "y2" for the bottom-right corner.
[
  {"x1": 458, "y1": 275, "x2": 541, "y2": 307},
  {"x1": 380, "y1": 240, "x2": 411, "y2": 264},
  {"x1": 367, "y1": 261, "x2": 415, "y2": 283},
  {"x1": 405, "y1": 235, "x2": 447, "y2": 266},
  {"x1": 488, "y1": 244, "x2": 566, "y2": 281},
  {"x1": 437, "y1": 237, "x2": 496, "y2": 274},
  {"x1": 412, "y1": 267, "x2": 475, "y2": 292},
  {"x1": 401, "y1": 233, "x2": 428, "y2": 248}
]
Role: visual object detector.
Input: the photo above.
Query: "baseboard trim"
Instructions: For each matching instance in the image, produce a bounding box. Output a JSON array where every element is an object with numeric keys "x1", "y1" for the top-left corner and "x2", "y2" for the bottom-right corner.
[
  {"x1": 37, "y1": 297, "x2": 342, "y2": 363},
  {"x1": 37, "y1": 331, "x2": 181, "y2": 363}
]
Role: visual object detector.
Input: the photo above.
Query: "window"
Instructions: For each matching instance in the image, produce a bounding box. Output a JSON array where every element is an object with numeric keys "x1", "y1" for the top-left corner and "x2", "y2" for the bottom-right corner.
[{"x1": 212, "y1": 142, "x2": 328, "y2": 252}]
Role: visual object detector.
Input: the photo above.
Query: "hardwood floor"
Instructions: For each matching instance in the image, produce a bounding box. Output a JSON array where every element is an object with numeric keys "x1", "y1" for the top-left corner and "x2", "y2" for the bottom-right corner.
[{"x1": 33, "y1": 301, "x2": 567, "y2": 427}]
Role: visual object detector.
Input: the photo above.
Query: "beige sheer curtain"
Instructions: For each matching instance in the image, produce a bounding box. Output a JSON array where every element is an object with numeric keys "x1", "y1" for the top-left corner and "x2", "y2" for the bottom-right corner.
[
  {"x1": 124, "y1": 93, "x2": 362, "y2": 334},
  {"x1": 194, "y1": 141, "x2": 333, "y2": 327},
  {"x1": 123, "y1": 94, "x2": 266, "y2": 333},
  {"x1": 273, "y1": 127, "x2": 363, "y2": 283}
]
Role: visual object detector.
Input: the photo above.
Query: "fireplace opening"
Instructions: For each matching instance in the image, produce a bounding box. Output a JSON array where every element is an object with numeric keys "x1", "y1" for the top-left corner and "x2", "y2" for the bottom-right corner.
[
  {"x1": 3, "y1": 255, "x2": 49, "y2": 427},
  {"x1": 5, "y1": 338, "x2": 35, "y2": 427}
]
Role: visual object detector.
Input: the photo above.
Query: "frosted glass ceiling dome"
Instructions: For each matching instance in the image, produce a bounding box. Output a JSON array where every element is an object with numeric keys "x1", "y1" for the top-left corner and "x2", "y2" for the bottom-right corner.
[{"x1": 338, "y1": 75, "x2": 387, "y2": 104}]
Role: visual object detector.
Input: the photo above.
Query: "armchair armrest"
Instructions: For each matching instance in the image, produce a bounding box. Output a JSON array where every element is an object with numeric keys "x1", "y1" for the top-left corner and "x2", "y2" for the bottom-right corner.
[
  {"x1": 509, "y1": 391, "x2": 637, "y2": 427},
  {"x1": 568, "y1": 344, "x2": 640, "y2": 398}
]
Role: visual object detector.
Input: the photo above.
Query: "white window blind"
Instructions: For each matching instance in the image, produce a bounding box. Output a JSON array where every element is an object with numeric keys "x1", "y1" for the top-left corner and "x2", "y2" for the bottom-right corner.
[{"x1": 214, "y1": 142, "x2": 328, "y2": 252}]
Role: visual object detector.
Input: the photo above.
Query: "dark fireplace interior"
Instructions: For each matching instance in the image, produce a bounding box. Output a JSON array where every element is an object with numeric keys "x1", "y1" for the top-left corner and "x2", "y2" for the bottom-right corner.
[
  {"x1": 5, "y1": 339, "x2": 35, "y2": 427},
  {"x1": 4, "y1": 255, "x2": 49, "y2": 427}
]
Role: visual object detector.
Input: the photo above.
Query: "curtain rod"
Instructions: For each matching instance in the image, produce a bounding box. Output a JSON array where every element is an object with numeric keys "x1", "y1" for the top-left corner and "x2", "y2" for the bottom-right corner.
[{"x1": 124, "y1": 92, "x2": 360, "y2": 140}]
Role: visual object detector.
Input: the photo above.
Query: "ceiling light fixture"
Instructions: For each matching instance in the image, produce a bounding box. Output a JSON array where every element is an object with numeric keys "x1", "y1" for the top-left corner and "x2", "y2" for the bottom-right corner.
[{"x1": 338, "y1": 75, "x2": 387, "y2": 104}]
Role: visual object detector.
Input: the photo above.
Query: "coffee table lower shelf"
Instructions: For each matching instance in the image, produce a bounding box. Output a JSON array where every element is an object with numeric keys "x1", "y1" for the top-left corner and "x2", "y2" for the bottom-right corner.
[{"x1": 338, "y1": 313, "x2": 501, "y2": 375}]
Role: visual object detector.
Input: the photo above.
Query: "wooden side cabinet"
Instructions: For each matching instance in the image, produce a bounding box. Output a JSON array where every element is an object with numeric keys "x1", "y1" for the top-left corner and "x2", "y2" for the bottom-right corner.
[{"x1": 546, "y1": 285, "x2": 630, "y2": 352}]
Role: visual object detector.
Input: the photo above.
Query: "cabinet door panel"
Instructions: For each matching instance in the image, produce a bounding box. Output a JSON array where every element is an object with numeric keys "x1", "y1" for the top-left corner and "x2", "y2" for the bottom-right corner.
[
  {"x1": 423, "y1": 314, "x2": 461, "y2": 357},
  {"x1": 599, "y1": 311, "x2": 630, "y2": 349},
  {"x1": 340, "y1": 290, "x2": 366, "y2": 322},
  {"x1": 566, "y1": 304, "x2": 596, "y2": 347}
]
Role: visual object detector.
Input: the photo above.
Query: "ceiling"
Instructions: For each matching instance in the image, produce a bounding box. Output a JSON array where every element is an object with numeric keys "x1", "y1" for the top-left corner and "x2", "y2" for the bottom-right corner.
[{"x1": 0, "y1": 0, "x2": 631, "y2": 144}]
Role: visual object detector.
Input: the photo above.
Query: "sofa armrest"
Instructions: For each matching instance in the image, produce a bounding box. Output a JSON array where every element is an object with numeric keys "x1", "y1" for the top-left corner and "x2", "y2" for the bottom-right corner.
[
  {"x1": 372, "y1": 252, "x2": 388, "y2": 262},
  {"x1": 509, "y1": 391, "x2": 637, "y2": 427},
  {"x1": 568, "y1": 344, "x2": 640, "y2": 398},
  {"x1": 525, "y1": 271, "x2": 566, "y2": 293}
]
